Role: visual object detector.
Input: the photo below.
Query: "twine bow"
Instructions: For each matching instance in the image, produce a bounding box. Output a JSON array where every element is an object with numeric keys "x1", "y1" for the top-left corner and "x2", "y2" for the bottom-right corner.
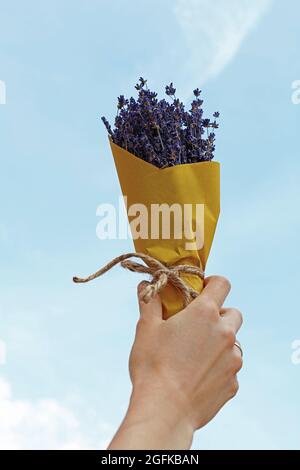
[{"x1": 73, "y1": 252, "x2": 204, "y2": 307}]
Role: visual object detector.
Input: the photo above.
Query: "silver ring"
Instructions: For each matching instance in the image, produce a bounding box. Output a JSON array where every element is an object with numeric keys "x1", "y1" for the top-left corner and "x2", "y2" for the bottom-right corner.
[{"x1": 234, "y1": 341, "x2": 243, "y2": 357}]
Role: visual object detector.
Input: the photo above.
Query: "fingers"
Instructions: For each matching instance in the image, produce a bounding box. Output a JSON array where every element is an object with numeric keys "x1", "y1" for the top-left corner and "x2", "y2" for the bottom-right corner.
[
  {"x1": 190, "y1": 276, "x2": 231, "y2": 312},
  {"x1": 137, "y1": 282, "x2": 163, "y2": 321},
  {"x1": 227, "y1": 377, "x2": 240, "y2": 401},
  {"x1": 220, "y1": 307, "x2": 243, "y2": 334}
]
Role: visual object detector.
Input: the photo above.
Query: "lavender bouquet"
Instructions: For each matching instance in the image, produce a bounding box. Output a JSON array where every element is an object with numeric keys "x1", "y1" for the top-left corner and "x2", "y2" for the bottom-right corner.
[
  {"x1": 74, "y1": 78, "x2": 221, "y2": 319},
  {"x1": 102, "y1": 77, "x2": 219, "y2": 168}
]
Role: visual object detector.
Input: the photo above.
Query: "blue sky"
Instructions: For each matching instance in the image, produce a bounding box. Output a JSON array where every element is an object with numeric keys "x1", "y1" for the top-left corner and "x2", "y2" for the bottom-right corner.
[{"x1": 0, "y1": 0, "x2": 299, "y2": 449}]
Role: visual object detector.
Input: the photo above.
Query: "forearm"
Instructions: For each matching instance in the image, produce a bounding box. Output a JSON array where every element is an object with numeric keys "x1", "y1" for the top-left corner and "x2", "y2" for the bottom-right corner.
[{"x1": 108, "y1": 382, "x2": 194, "y2": 450}]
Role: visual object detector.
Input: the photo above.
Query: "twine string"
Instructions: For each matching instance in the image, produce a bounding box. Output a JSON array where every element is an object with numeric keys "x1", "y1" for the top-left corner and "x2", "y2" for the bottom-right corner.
[{"x1": 73, "y1": 252, "x2": 204, "y2": 307}]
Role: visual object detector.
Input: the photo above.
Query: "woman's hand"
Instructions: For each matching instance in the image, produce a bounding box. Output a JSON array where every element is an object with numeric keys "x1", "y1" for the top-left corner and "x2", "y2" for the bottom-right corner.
[{"x1": 108, "y1": 276, "x2": 243, "y2": 450}]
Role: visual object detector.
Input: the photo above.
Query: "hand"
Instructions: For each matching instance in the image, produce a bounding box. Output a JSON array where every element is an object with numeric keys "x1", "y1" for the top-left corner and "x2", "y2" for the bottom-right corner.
[{"x1": 108, "y1": 276, "x2": 243, "y2": 450}]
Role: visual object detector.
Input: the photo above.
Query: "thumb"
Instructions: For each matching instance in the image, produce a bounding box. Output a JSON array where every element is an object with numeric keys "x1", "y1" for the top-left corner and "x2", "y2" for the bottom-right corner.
[{"x1": 137, "y1": 281, "x2": 163, "y2": 320}]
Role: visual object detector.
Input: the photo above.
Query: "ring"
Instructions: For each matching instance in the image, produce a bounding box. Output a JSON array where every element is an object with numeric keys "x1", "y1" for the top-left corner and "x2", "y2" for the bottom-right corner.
[{"x1": 234, "y1": 341, "x2": 243, "y2": 357}]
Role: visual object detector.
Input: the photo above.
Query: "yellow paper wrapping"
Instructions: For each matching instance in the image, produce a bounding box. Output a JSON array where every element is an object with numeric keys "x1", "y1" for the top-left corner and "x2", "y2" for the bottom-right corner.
[{"x1": 110, "y1": 139, "x2": 220, "y2": 319}]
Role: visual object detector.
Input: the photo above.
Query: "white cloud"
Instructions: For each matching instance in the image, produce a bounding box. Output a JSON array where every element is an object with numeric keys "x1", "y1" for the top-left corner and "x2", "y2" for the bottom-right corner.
[
  {"x1": 174, "y1": 0, "x2": 272, "y2": 90},
  {"x1": 0, "y1": 376, "x2": 112, "y2": 450}
]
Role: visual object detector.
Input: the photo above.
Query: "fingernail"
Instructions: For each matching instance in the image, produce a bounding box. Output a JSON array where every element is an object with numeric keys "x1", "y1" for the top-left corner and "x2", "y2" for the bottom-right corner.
[{"x1": 137, "y1": 281, "x2": 149, "y2": 296}]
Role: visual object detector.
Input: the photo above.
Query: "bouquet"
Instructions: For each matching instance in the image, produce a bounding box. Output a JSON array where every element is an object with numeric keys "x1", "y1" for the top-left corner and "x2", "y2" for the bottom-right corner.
[{"x1": 74, "y1": 78, "x2": 220, "y2": 319}]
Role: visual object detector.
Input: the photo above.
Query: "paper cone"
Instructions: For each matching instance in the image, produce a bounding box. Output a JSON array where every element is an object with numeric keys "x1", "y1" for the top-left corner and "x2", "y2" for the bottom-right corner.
[{"x1": 110, "y1": 139, "x2": 220, "y2": 318}]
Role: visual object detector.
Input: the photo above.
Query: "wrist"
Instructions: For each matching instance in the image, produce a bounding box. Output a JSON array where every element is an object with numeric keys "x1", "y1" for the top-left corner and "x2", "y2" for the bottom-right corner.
[{"x1": 123, "y1": 379, "x2": 194, "y2": 449}]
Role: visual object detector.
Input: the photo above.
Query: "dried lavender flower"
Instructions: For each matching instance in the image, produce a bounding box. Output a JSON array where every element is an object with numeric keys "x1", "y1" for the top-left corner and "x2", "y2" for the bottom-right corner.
[
  {"x1": 165, "y1": 82, "x2": 176, "y2": 97},
  {"x1": 102, "y1": 79, "x2": 220, "y2": 168}
]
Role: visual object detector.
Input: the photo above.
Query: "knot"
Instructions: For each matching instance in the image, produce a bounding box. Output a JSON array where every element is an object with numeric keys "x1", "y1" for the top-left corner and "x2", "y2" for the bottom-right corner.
[{"x1": 73, "y1": 252, "x2": 204, "y2": 308}]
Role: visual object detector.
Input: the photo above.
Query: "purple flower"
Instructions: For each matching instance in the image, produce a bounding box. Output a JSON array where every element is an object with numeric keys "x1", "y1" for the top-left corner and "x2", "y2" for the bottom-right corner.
[
  {"x1": 165, "y1": 82, "x2": 176, "y2": 97},
  {"x1": 101, "y1": 116, "x2": 113, "y2": 136},
  {"x1": 117, "y1": 95, "x2": 128, "y2": 110},
  {"x1": 101, "y1": 79, "x2": 220, "y2": 167}
]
